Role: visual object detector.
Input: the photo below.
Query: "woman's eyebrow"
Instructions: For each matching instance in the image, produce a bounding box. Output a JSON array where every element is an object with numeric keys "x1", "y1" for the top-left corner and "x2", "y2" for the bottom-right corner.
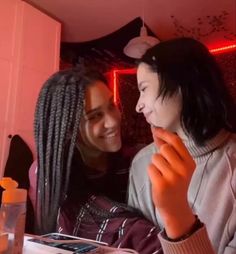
[
  {"x1": 85, "y1": 95, "x2": 114, "y2": 116},
  {"x1": 85, "y1": 107, "x2": 101, "y2": 116},
  {"x1": 138, "y1": 80, "x2": 148, "y2": 90}
]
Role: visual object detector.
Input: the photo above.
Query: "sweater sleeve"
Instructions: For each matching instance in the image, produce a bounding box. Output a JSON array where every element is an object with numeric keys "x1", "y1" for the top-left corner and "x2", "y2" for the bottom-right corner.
[
  {"x1": 127, "y1": 143, "x2": 155, "y2": 210},
  {"x1": 127, "y1": 167, "x2": 139, "y2": 209},
  {"x1": 158, "y1": 226, "x2": 215, "y2": 254}
]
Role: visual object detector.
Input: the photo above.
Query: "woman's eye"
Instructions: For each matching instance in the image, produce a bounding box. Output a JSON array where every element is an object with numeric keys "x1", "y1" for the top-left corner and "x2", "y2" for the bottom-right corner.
[
  {"x1": 86, "y1": 112, "x2": 103, "y2": 121},
  {"x1": 141, "y1": 87, "x2": 146, "y2": 92}
]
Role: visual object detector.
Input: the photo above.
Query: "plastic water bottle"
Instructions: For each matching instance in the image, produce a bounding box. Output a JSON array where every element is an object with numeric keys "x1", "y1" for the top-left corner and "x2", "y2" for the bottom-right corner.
[{"x1": 0, "y1": 177, "x2": 27, "y2": 254}]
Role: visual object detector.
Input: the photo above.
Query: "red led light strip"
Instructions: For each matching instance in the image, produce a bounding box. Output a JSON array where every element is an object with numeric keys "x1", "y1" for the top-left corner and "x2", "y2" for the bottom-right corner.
[
  {"x1": 112, "y1": 68, "x2": 136, "y2": 103},
  {"x1": 210, "y1": 44, "x2": 236, "y2": 54}
]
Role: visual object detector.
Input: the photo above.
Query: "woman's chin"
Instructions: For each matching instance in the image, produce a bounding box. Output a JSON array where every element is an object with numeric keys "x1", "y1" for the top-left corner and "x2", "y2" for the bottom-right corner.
[
  {"x1": 150, "y1": 122, "x2": 162, "y2": 129},
  {"x1": 104, "y1": 140, "x2": 122, "y2": 153}
]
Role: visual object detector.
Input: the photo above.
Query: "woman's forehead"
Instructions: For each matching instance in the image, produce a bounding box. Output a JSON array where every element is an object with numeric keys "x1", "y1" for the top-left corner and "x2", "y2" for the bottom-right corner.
[{"x1": 84, "y1": 81, "x2": 112, "y2": 112}]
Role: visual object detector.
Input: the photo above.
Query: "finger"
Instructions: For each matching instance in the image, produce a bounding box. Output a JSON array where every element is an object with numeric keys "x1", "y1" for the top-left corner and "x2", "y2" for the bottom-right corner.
[
  {"x1": 159, "y1": 144, "x2": 184, "y2": 172},
  {"x1": 160, "y1": 144, "x2": 195, "y2": 177},
  {"x1": 153, "y1": 128, "x2": 192, "y2": 163},
  {"x1": 151, "y1": 127, "x2": 166, "y2": 148},
  {"x1": 147, "y1": 163, "x2": 163, "y2": 186},
  {"x1": 151, "y1": 154, "x2": 173, "y2": 176},
  {"x1": 154, "y1": 136, "x2": 166, "y2": 148}
]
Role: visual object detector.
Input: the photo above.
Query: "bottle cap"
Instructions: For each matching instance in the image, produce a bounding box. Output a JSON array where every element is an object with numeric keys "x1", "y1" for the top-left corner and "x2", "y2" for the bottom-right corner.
[{"x1": 0, "y1": 177, "x2": 27, "y2": 203}]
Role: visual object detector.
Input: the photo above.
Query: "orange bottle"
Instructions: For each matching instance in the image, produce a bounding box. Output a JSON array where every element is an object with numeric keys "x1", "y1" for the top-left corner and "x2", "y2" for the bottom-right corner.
[{"x1": 0, "y1": 177, "x2": 27, "y2": 254}]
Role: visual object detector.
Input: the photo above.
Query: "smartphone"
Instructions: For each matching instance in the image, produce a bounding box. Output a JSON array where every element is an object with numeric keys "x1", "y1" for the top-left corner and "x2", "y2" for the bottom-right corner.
[{"x1": 28, "y1": 233, "x2": 105, "y2": 253}]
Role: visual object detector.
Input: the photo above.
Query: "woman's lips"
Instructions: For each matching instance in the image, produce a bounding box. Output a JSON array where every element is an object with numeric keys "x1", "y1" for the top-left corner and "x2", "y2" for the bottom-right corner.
[{"x1": 101, "y1": 130, "x2": 120, "y2": 139}]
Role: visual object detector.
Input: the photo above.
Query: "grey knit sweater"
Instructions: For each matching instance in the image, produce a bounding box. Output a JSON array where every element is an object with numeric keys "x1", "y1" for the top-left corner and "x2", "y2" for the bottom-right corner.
[{"x1": 128, "y1": 130, "x2": 236, "y2": 254}]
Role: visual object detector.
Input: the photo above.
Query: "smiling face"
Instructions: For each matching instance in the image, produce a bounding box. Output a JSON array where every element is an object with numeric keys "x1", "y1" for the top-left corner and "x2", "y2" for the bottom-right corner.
[
  {"x1": 136, "y1": 62, "x2": 182, "y2": 132},
  {"x1": 79, "y1": 81, "x2": 121, "y2": 153}
]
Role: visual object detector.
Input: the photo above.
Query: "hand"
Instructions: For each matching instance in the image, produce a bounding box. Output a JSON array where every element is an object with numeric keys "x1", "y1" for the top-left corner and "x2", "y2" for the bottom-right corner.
[{"x1": 148, "y1": 127, "x2": 196, "y2": 239}]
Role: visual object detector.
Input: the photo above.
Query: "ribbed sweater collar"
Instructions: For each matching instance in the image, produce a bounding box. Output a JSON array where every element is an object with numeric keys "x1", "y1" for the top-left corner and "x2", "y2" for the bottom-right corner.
[{"x1": 183, "y1": 129, "x2": 231, "y2": 163}]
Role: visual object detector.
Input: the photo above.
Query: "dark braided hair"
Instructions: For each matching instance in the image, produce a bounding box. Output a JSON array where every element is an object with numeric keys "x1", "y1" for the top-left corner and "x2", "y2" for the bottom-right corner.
[{"x1": 34, "y1": 67, "x2": 108, "y2": 233}]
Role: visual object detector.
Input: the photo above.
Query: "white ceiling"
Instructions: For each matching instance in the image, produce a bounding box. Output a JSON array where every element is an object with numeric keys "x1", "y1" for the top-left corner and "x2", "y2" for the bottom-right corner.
[{"x1": 26, "y1": 0, "x2": 236, "y2": 48}]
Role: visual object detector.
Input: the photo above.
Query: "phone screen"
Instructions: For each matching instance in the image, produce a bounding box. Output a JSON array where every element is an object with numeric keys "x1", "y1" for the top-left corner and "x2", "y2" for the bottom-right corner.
[{"x1": 28, "y1": 233, "x2": 99, "y2": 253}]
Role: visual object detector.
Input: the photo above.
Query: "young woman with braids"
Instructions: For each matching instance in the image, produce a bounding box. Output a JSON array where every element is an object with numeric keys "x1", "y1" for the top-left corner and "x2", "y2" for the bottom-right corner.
[{"x1": 28, "y1": 67, "x2": 163, "y2": 253}]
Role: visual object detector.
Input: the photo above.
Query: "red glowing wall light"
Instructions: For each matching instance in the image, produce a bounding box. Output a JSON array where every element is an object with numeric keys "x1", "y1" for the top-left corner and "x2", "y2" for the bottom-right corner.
[
  {"x1": 111, "y1": 68, "x2": 136, "y2": 104},
  {"x1": 210, "y1": 44, "x2": 236, "y2": 54}
]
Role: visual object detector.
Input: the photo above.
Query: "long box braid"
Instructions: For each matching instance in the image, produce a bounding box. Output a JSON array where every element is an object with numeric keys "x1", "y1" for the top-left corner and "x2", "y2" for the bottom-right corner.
[{"x1": 34, "y1": 67, "x2": 107, "y2": 233}]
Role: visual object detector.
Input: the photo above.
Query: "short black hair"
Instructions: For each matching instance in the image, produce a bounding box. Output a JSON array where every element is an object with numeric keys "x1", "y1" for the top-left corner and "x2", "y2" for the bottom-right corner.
[{"x1": 139, "y1": 37, "x2": 233, "y2": 145}]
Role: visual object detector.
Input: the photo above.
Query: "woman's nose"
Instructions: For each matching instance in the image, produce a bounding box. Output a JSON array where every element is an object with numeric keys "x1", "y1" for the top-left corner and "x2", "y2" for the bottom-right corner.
[
  {"x1": 104, "y1": 112, "x2": 120, "y2": 128},
  {"x1": 136, "y1": 102, "x2": 145, "y2": 113}
]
